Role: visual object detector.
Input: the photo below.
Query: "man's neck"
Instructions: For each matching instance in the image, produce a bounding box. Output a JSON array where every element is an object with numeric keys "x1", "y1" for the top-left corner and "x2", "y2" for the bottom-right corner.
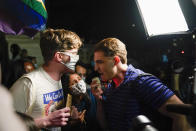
[
  {"x1": 112, "y1": 64, "x2": 128, "y2": 88},
  {"x1": 42, "y1": 62, "x2": 63, "y2": 81}
]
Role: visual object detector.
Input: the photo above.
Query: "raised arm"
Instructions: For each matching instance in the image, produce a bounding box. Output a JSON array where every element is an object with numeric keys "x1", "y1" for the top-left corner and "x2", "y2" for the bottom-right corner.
[
  {"x1": 91, "y1": 79, "x2": 108, "y2": 130},
  {"x1": 158, "y1": 95, "x2": 192, "y2": 131}
]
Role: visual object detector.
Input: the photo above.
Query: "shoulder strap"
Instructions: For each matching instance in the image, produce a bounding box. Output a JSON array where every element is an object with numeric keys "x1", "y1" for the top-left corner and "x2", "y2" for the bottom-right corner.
[
  {"x1": 136, "y1": 73, "x2": 154, "y2": 81},
  {"x1": 130, "y1": 73, "x2": 154, "y2": 88}
]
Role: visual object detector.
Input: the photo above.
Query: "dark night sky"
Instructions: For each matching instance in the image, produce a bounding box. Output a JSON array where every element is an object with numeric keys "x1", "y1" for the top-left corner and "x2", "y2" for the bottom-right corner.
[
  {"x1": 45, "y1": 0, "x2": 196, "y2": 72},
  {"x1": 46, "y1": 0, "x2": 148, "y2": 42},
  {"x1": 46, "y1": 0, "x2": 196, "y2": 40}
]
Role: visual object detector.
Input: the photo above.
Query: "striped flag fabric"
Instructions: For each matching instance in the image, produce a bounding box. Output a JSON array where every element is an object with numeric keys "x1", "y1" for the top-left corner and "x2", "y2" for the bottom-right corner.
[{"x1": 0, "y1": 0, "x2": 47, "y2": 37}]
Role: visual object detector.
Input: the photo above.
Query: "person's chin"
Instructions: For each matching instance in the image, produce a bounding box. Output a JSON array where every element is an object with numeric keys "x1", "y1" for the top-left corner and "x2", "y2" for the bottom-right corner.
[{"x1": 101, "y1": 75, "x2": 109, "y2": 81}]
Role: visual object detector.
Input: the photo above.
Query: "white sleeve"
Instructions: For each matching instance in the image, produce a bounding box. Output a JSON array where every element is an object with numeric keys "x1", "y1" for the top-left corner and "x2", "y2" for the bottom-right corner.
[
  {"x1": 10, "y1": 77, "x2": 34, "y2": 113},
  {"x1": 0, "y1": 85, "x2": 27, "y2": 131}
]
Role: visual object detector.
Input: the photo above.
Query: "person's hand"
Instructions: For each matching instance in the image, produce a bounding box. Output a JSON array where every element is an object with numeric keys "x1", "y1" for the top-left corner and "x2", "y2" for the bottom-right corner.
[
  {"x1": 71, "y1": 107, "x2": 86, "y2": 122},
  {"x1": 70, "y1": 106, "x2": 79, "y2": 120},
  {"x1": 79, "y1": 109, "x2": 86, "y2": 123},
  {"x1": 91, "y1": 78, "x2": 103, "y2": 100},
  {"x1": 69, "y1": 106, "x2": 86, "y2": 125},
  {"x1": 43, "y1": 107, "x2": 70, "y2": 127}
]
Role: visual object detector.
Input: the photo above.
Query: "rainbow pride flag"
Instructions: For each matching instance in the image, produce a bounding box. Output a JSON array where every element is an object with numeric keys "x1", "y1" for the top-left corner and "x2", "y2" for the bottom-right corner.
[{"x1": 0, "y1": 0, "x2": 47, "y2": 37}]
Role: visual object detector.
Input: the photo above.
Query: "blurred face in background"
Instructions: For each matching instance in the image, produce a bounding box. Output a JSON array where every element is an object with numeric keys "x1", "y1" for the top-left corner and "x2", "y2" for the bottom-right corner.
[
  {"x1": 75, "y1": 65, "x2": 87, "y2": 80},
  {"x1": 24, "y1": 62, "x2": 35, "y2": 73}
]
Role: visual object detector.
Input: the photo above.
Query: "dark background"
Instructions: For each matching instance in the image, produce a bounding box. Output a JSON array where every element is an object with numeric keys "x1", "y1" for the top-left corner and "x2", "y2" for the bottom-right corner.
[{"x1": 45, "y1": 0, "x2": 196, "y2": 74}]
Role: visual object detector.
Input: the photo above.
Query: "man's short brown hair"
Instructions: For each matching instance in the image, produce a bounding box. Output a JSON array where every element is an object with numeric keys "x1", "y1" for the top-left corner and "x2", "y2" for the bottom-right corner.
[
  {"x1": 94, "y1": 38, "x2": 127, "y2": 64},
  {"x1": 40, "y1": 29, "x2": 82, "y2": 63}
]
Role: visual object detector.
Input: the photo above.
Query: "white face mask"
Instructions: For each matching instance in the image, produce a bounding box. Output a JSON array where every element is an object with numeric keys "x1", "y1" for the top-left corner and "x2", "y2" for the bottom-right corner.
[
  {"x1": 71, "y1": 80, "x2": 87, "y2": 95},
  {"x1": 60, "y1": 52, "x2": 79, "y2": 71}
]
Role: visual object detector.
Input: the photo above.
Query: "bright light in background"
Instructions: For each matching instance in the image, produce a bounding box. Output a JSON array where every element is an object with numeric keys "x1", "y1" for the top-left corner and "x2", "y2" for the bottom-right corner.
[
  {"x1": 136, "y1": 0, "x2": 189, "y2": 38},
  {"x1": 193, "y1": 34, "x2": 195, "y2": 39}
]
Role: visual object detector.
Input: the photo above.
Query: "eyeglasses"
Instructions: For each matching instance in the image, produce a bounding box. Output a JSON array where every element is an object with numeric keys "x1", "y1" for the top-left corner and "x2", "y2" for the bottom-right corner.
[
  {"x1": 60, "y1": 52, "x2": 79, "y2": 61},
  {"x1": 62, "y1": 49, "x2": 78, "y2": 54}
]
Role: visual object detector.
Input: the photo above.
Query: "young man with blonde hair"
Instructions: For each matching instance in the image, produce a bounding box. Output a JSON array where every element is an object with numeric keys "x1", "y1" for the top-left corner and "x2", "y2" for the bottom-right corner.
[
  {"x1": 91, "y1": 38, "x2": 191, "y2": 131},
  {"x1": 10, "y1": 29, "x2": 83, "y2": 131}
]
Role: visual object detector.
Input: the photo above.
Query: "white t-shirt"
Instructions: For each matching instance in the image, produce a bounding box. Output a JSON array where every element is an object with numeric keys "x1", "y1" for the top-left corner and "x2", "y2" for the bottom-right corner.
[{"x1": 10, "y1": 67, "x2": 64, "y2": 131}]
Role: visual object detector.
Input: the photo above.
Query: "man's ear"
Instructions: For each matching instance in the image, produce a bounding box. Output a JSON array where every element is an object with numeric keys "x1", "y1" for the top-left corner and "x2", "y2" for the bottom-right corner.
[
  {"x1": 114, "y1": 56, "x2": 120, "y2": 65},
  {"x1": 54, "y1": 52, "x2": 62, "y2": 62}
]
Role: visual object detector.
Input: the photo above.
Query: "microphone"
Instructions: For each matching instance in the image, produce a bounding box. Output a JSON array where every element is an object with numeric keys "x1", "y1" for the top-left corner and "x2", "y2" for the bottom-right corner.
[{"x1": 166, "y1": 104, "x2": 194, "y2": 115}]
